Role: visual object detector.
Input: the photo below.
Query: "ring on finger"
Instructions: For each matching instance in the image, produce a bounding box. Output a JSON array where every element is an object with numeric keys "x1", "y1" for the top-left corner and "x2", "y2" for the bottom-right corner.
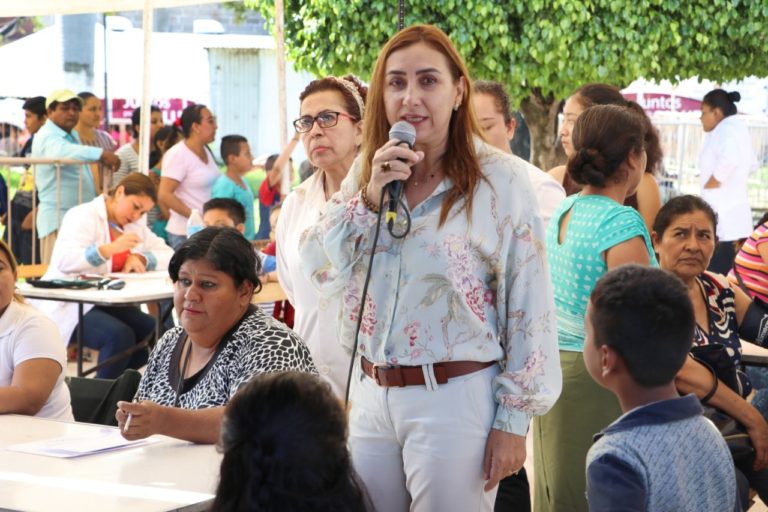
[{"x1": 381, "y1": 161, "x2": 391, "y2": 172}]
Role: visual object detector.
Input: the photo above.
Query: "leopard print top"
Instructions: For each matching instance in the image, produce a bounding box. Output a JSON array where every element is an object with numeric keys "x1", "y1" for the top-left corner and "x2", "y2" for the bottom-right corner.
[{"x1": 135, "y1": 307, "x2": 317, "y2": 409}]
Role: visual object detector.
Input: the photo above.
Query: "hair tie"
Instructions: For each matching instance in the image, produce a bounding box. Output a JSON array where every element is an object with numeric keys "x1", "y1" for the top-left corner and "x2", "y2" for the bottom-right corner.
[
  {"x1": 331, "y1": 77, "x2": 365, "y2": 119},
  {"x1": 173, "y1": 117, "x2": 183, "y2": 128}
]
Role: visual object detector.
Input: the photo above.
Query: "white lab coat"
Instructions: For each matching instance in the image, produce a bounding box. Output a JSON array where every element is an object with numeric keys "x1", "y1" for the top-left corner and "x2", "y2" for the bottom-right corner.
[{"x1": 30, "y1": 195, "x2": 174, "y2": 345}]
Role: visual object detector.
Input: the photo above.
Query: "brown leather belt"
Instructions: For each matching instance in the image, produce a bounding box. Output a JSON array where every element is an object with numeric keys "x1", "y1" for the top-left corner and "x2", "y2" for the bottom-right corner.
[{"x1": 361, "y1": 356, "x2": 496, "y2": 387}]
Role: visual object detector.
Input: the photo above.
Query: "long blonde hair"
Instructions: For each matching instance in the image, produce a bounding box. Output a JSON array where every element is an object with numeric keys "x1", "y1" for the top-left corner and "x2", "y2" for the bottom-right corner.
[{"x1": 360, "y1": 24, "x2": 484, "y2": 226}]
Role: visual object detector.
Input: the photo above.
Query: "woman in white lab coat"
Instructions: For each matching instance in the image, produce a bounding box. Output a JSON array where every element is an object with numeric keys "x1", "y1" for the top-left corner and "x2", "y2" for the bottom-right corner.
[{"x1": 34, "y1": 174, "x2": 173, "y2": 378}]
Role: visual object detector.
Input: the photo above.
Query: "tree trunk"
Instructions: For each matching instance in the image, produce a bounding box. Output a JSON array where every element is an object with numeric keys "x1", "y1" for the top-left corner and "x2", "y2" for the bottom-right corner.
[{"x1": 519, "y1": 89, "x2": 566, "y2": 171}]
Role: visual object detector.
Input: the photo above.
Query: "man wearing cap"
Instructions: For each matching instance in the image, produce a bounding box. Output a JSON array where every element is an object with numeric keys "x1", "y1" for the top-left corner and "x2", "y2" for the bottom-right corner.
[{"x1": 31, "y1": 89, "x2": 120, "y2": 263}]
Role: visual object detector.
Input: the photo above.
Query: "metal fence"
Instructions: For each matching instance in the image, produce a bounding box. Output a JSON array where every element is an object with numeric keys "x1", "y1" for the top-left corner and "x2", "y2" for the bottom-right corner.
[
  {"x1": 0, "y1": 157, "x2": 91, "y2": 265},
  {"x1": 653, "y1": 116, "x2": 768, "y2": 221}
]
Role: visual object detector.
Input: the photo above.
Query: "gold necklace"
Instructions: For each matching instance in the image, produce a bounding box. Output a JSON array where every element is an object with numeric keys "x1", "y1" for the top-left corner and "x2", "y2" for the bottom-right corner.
[{"x1": 410, "y1": 171, "x2": 436, "y2": 188}]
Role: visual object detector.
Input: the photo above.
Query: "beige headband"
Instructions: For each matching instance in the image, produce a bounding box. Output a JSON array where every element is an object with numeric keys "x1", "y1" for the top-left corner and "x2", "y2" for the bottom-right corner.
[{"x1": 332, "y1": 77, "x2": 365, "y2": 119}]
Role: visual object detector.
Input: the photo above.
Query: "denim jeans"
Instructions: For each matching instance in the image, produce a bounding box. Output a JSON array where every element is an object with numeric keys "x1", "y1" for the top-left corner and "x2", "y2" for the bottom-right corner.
[
  {"x1": 71, "y1": 306, "x2": 155, "y2": 379},
  {"x1": 166, "y1": 232, "x2": 187, "y2": 251}
]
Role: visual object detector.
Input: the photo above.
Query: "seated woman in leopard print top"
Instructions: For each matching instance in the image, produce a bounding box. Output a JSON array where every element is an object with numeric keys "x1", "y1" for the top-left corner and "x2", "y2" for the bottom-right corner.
[{"x1": 116, "y1": 227, "x2": 316, "y2": 443}]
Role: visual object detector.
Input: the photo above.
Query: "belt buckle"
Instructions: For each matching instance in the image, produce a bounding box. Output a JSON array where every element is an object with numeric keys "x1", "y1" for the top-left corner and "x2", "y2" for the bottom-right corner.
[{"x1": 372, "y1": 364, "x2": 404, "y2": 387}]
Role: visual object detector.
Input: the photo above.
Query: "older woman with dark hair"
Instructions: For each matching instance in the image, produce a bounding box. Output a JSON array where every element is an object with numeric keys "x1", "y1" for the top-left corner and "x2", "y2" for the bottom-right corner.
[
  {"x1": 653, "y1": 195, "x2": 768, "y2": 503},
  {"x1": 277, "y1": 74, "x2": 367, "y2": 397},
  {"x1": 301, "y1": 25, "x2": 560, "y2": 511},
  {"x1": 212, "y1": 371, "x2": 370, "y2": 512},
  {"x1": 158, "y1": 104, "x2": 220, "y2": 250},
  {"x1": 117, "y1": 227, "x2": 316, "y2": 444}
]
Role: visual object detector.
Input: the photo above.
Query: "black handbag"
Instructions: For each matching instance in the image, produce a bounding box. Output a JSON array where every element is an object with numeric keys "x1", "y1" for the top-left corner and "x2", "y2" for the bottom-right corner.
[{"x1": 691, "y1": 343, "x2": 755, "y2": 467}]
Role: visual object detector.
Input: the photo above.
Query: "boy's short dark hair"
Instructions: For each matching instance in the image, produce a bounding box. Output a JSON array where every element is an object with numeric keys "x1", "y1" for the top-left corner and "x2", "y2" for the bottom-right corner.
[
  {"x1": 590, "y1": 265, "x2": 693, "y2": 388},
  {"x1": 264, "y1": 153, "x2": 280, "y2": 171},
  {"x1": 220, "y1": 135, "x2": 248, "y2": 164},
  {"x1": 23, "y1": 96, "x2": 46, "y2": 118},
  {"x1": 203, "y1": 198, "x2": 246, "y2": 226}
]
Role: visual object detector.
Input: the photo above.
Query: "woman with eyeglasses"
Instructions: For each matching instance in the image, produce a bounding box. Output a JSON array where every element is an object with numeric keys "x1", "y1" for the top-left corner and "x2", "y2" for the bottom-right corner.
[
  {"x1": 158, "y1": 104, "x2": 219, "y2": 250},
  {"x1": 276, "y1": 75, "x2": 367, "y2": 397}
]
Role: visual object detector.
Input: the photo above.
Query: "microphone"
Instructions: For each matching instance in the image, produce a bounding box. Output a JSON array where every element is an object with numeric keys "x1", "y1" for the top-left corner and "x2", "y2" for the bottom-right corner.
[{"x1": 386, "y1": 121, "x2": 416, "y2": 226}]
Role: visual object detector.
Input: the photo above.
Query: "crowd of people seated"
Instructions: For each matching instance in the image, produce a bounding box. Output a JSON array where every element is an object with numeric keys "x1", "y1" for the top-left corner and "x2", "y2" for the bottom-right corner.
[{"x1": 5, "y1": 23, "x2": 768, "y2": 512}]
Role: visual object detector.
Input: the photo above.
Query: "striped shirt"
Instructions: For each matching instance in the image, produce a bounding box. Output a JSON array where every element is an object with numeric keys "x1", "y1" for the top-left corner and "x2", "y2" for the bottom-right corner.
[
  {"x1": 114, "y1": 144, "x2": 140, "y2": 183},
  {"x1": 79, "y1": 129, "x2": 117, "y2": 192},
  {"x1": 731, "y1": 222, "x2": 768, "y2": 302}
]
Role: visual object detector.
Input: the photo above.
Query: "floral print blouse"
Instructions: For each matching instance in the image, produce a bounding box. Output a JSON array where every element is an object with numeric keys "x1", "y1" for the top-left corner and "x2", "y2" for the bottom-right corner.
[
  {"x1": 693, "y1": 271, "x2": 751, "y2": 397},
  {"x1": 299, "y1": 140, "x2": 562, "y2": 436}
]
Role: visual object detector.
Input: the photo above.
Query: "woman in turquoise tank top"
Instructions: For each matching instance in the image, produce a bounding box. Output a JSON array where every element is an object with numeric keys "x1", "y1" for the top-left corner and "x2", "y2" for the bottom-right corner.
[{"x1": 533, "y1": 104, "x2": 658, "y2": 512}]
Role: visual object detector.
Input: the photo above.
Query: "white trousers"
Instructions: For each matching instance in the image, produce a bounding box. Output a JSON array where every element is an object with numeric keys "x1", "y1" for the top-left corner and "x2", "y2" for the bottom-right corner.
[{"x1": 349, "y1": 363, "x2": 500, "y2": 512}]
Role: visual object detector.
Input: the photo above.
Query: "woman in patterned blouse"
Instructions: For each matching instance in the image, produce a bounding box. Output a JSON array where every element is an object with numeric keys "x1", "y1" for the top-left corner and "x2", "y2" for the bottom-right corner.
[
  {"x1": 654, "y1": 195, "x2": 768, "y2": 502},
  {"x1": 300, "y1": 24, "x2": 561, "y2": 511},
  {"x1": 116, "y1": 227, "x2": 316, "y2": 444}
]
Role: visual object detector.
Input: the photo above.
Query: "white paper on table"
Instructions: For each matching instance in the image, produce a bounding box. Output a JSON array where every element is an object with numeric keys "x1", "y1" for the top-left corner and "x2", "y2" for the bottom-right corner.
[{"x1": 7, "y1": 428, "x2": 158, "y2": 458}]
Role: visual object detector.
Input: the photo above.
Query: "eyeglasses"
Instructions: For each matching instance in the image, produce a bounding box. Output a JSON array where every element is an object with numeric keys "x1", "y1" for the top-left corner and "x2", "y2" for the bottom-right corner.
[{"x1": 293, "y1": 111, "x2": 357, "y2": 133}]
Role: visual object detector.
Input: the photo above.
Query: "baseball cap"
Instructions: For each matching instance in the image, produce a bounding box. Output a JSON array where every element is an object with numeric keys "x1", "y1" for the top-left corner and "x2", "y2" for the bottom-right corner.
[{"x1": 45, "y1": 89, "x2": 83, "y2": 109}]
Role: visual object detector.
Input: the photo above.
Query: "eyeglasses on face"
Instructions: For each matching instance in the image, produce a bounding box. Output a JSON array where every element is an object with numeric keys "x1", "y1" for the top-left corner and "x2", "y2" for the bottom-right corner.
[{"x1": 293, "y1": 111, "x2": 356, "y2": 133}]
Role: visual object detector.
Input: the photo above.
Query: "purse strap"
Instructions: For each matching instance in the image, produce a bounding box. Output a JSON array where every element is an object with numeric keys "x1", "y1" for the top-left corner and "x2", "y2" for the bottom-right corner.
[
  {"x1": 690, "y1": 353, "x2": 719, "y2": 404},
  {"x1": 733, "y1": 266, "x2": 751, "y2": 295}
]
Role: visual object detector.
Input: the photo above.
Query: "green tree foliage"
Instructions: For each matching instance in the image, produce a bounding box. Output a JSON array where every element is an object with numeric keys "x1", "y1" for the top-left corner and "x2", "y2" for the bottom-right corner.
[{"x1": 245, "y1": 0, "x2": 768, "y2": 170}]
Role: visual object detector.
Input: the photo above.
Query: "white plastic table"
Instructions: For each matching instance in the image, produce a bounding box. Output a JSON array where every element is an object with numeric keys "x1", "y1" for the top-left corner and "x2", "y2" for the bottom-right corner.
[
  {"x1": 18, "y1": 272, "x2": 175, "y2": 376},
  {"x1": 0, "y1": 415, "x2": 221, "y2": 512}
]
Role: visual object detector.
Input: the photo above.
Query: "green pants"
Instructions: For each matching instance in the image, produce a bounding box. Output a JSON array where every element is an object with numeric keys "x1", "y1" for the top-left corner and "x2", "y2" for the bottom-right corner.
[{"x1": 533, "y1": 350, "x2": 622, "y2": 512}]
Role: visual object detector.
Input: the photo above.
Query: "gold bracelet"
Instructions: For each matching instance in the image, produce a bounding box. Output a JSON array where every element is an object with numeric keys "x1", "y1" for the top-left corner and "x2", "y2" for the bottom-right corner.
[{"x1": 360, "y1": 190, "x2": 380, "y2": 214}]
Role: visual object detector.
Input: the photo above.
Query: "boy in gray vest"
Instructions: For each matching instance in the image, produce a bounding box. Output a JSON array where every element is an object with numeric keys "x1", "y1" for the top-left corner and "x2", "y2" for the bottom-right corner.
[{"x1": 584, "y1": 265, "x2": 739, "y2": 511}]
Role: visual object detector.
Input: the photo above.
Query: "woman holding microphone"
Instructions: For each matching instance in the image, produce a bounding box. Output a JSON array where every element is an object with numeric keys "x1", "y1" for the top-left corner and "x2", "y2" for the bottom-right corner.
[{"x1": 301, "y1": 25, "x2": 561, "y2": 511}]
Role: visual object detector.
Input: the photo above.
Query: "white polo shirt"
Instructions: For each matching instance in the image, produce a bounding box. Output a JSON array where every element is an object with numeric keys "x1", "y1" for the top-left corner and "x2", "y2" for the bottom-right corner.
[{"x1": 0, "y1": 301, "x2": 73, "y2": 421}]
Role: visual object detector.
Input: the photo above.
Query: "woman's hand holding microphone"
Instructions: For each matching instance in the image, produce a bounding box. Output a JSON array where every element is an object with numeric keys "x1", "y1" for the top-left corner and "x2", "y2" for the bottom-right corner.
[{"x1": 365, "y1": 139, "x2": 423, "y2": 211}]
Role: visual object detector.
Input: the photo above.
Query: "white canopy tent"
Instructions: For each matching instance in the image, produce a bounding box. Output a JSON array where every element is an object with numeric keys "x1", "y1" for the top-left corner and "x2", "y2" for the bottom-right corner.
[{"x1": 0, "y1": 0, "x2": 290, "y2": 182}]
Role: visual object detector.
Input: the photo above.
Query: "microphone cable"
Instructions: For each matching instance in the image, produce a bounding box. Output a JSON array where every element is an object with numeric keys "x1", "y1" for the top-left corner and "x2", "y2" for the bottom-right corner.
[
  {"x1": 344, "y1": 191, "x2": 390, "y2": 406},
  {"x1": 386, "y1": 192, "x2": 411, "y2": 239}
]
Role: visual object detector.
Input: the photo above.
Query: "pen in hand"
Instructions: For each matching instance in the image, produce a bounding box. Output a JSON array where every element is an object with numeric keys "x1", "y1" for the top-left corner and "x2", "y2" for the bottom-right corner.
[{"x1": 122, "y1": 399, "x2": 138, "y2": 433}]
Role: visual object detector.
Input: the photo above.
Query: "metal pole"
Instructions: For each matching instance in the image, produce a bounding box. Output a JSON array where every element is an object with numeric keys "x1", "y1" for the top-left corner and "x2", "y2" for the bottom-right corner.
[
  {"x1": 102, "y1": 13, "x2": 110, "y2": 132},
  {"x1": 5, "y1": 166, "x2": 11, "y2": 254},
  {"x1": 138, "y1": 0, "x2": 154, "y2": 175},
  {"x1": 31, "y1": 166, "x2": 37, "y2": 264},
  {"x1": 275, "y1": 0, "x2": 289, "y2": 195}
]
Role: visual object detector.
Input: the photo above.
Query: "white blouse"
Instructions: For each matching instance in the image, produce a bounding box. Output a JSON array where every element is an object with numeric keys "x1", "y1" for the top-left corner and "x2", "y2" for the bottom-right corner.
[
  {"x1": 300, "y1": 139, "x2": 562, "y2": 436},
  {"x1": 276, "y1": 171, "x2": 351, "y2": 397}
]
